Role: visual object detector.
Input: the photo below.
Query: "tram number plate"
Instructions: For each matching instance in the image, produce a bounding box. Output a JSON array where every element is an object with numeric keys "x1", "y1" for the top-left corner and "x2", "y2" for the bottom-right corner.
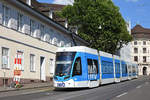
[{"x1": 57, "y1": 83, "x2": 65, "y2": 87}]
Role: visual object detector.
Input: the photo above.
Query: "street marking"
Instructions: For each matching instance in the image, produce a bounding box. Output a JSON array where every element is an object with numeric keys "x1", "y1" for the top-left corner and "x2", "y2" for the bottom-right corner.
[
  {"x1": 136, "y1": 85, "x2": 142, "y2": 89},
  {"x1": 116, "y1": 92, "x2": 128, "y2": 98}
]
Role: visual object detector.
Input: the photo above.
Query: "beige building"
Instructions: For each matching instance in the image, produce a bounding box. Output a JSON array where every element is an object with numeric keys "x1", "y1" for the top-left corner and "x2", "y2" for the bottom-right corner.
[
  {"x1": 131, "y1": 25, "x2": 150, "y2": 76},
  {"x1": 0, "y1": 0, "x2": 88, "y2": 86}
]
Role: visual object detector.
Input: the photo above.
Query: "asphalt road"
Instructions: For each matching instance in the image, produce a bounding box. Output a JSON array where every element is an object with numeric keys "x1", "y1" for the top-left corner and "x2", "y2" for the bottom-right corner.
[{"x1": 0, "y1": 76, "x2": 150, "y2": 100}]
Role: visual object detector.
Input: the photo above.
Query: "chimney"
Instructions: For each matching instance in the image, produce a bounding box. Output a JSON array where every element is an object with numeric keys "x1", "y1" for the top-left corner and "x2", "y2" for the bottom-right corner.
[
  {"x1": 26, "y1": 0, "x2": 31, "y2": 6},
  {"x1": 49, "y1": 10, "x2": 53, "y2": 19},
  {"x1": 65, "y1": 20, "x2": 68, "y2": 28}
]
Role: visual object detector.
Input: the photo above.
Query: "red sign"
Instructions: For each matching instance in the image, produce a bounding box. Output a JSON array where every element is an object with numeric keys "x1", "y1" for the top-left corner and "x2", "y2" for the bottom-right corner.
[
  {"x1": 14, "y1": 70, "x2": 21, "y2": 76},
  {"x1": 14, "y1": 58, "x2": 22, "y2": 64}
]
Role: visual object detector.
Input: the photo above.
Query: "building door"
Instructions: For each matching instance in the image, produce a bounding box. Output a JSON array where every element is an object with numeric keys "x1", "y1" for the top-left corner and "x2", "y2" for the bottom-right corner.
[
  {"x1": 143, "y1": 67, "x2": 147, "y2": 75},
  {"x1": 40, "y1": 56, "x2": 46, "y2": 81}
]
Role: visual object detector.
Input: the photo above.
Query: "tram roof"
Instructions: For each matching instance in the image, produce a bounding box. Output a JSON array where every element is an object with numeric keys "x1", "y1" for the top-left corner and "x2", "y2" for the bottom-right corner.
[{"x1": 57, "y1": 46, "x2": 98, "y2": 55}]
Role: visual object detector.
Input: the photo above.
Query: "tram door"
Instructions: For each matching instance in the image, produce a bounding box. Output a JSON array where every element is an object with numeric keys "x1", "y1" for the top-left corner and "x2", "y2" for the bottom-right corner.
[{"x1": 87, "y1": 59, "x2": 99, "y2": 87}]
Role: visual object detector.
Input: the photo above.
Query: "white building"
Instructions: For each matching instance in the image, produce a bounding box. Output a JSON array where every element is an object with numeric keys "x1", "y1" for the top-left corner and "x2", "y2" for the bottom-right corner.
[
  {"x1": 0, "y1": 0, "x2": 88, "y2": 86},
  {"x1": 131, "y1": 25, "x2": 150, "y2": 75}
]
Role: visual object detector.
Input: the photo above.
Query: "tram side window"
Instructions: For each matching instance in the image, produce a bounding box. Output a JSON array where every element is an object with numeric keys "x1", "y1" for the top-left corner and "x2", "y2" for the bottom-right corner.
[
  {"x1": 87, "y1": 59, "x2": 93, "y2": 74},
  {"x1": 73, "y1": 57, "x2": 82, "y2": 76},
  {"x1": 87, "y1": 59, "x2": 98, "y2": 74},
  {"x1": 122, "y1": 64, "x2": 128, "y2": 74},
  {"x1": 102, "y1": 61, "x2": 113, "y2": 74},
  {"x1": 93, "y1": 60, "x2": 98, "y2": 74}
]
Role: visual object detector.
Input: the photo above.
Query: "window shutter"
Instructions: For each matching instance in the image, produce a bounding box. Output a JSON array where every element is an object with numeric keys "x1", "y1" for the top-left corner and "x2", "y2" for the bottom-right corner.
[{"x1": 0, "y1": 2, "x2": 2, "y2": 24}]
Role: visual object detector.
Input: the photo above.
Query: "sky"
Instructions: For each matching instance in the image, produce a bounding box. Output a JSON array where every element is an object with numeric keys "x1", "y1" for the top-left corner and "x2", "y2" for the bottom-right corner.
[{"x1": 37, "y1": 0, "x2": 150, "y2": 29}]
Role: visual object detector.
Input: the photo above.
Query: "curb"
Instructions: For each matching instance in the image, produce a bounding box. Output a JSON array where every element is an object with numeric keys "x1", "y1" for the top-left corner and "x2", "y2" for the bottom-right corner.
[{"x1": 0, "y1": 85, "x2": 53, "y2": 93}]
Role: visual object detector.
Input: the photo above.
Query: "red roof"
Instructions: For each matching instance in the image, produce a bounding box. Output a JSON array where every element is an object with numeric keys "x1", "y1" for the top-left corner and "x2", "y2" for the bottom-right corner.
[{"x1": 131, "y1": 25, "x2": 150, "y2": 34}]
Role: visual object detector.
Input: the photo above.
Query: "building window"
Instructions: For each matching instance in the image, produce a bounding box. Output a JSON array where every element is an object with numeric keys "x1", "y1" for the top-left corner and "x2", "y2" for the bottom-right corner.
[
  {"x1": 134, "y1": 48, "x2": 138, "y2": 53},
  {"x1": 17, "y1": 13, "x2": 23, "y2": 32},
  {"x1": 52, "y1": 37, "x2": 58, "y2": 46},
  {"x1": 2, "y1": 47, "x2": 9, "y2": 69},
  {"x1": 30, "y1": 54, "x2": 35, "y2": 72},
  {"x1": 143, "y1": 56, "x2": 146, "y2": 62},
  {"x1": 2, "y1": 5, "x2": 10, "y2": 27},
  {"x1": 60, "y1": 41, "x2": 64, "y2": 47},
  {"x1": 30, "y1": 19, "x2": 36, "y2": 36},
  {"x1": 134, "y1": 56, "x2": 138, "y2": 62},
  {"x1": 134, "y1": 41, "x2": 137, "y2": 45},
  {"x1": 143, "y1": 48, "x2": 146, "y2": 53},
  {"x1": 40, "y1": 24, "x2": 44, "y2": 40},
  {"x1": 143, "y1": 41, "x2": 146, "y2": 45}
]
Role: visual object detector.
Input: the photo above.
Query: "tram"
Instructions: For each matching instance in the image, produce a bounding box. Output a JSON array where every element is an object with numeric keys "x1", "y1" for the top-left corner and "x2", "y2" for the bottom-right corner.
[{"x1": 53, "y1": 46, "x2": 138, "y2": 88}]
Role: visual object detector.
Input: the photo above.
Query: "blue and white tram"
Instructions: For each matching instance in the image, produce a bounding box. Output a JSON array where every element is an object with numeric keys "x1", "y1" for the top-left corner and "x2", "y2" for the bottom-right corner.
[
  {"x1": 53, "y1": 46, "x2": 100, "y2": 88},
  {"x1": 53, "y1": 46, "x2": 138, "y2": 88}
]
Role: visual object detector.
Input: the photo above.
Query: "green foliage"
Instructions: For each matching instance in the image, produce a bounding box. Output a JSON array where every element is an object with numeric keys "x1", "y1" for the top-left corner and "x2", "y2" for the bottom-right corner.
[{"x1": 58, "y1": 0, "x2": 132, "y2": 54}]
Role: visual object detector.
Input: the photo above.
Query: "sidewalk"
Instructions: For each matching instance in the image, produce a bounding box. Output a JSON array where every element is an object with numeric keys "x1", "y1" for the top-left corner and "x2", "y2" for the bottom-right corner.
[{"x1": 0, "y1": 82, "x2": 53, "y2": 93}]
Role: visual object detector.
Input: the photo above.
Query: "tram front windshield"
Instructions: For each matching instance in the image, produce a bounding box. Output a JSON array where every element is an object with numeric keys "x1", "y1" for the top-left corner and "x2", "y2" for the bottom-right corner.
[{"x1": 55, "y1": 52, "x2": 76, "y2": 77}]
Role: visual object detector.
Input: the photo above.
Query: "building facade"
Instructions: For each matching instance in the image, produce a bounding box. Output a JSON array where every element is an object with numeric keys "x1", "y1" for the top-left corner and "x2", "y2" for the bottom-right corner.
[
  {"x1": 131, "y1": 25, "x2": 150, "y2": 75},
  {"x1": 0, "y1": 0, "x2": 88, "y2": 86}
]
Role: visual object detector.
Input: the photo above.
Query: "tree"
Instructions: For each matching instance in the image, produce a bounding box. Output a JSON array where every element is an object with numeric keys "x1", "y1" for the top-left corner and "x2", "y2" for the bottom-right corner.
[{"x1": 58, "y1": 0, "x2": 132, "y2": 54}]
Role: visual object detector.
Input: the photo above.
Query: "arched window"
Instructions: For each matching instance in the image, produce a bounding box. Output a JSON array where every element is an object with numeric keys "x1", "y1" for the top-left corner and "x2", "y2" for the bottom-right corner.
[
  {"x1": 60, "y1": 41, "x2": 64, "y2": 47},
  {"x1": 52, "y1": 37, "x2": 57, "y2": 46},
  {"x1": 43, "y1": 34, "x2": 50, "y2": 42}
]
